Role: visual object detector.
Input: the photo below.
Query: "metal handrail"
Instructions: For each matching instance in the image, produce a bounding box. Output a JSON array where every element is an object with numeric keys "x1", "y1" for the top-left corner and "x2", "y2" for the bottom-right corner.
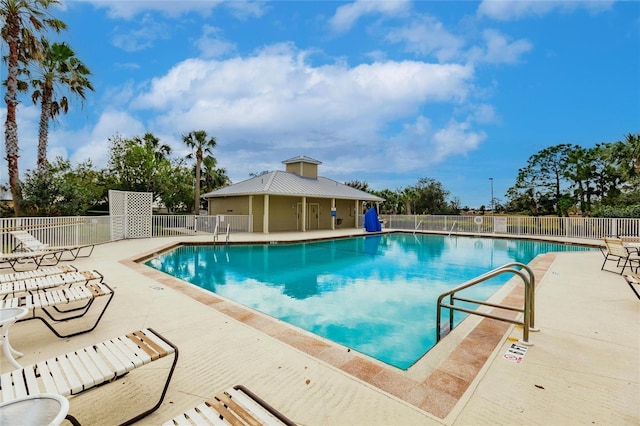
[
  {"x1": 436, "y1": 262, "x2": 536, "y2": 345},
  {"x1": 225, "y1": 223, "x2": 230, "y2": 244},
  {"x1": 212, "y1": 223, "x2": 219, "y2": 242}
]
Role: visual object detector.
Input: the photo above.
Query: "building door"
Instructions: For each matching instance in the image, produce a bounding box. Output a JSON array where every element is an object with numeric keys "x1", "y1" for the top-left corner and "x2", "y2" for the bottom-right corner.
[{"x1": 307, "y1": 203, "x2": 320, "y2": 230}]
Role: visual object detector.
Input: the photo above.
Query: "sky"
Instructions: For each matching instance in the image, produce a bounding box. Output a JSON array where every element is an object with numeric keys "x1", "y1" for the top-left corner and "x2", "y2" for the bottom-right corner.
[{"x1": 1, "y1": 0, "x2": 638, "y2": 208}]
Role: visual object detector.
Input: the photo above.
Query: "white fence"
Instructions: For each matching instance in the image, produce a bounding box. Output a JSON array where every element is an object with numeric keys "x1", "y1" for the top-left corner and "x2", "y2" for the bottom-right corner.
[
  {"x1": 379, "y1": 214, "x2": 640, "y2": 240},
  {"x1": 0, "y1": 215, "x2": 252, "y2": 252},
  {"x1": 0, "y1": 214, "x2": 638, "y2": 252}
]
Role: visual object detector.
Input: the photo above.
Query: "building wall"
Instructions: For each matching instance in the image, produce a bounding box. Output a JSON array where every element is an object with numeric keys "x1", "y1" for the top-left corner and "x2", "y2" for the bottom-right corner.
[
  {"x1": 208, "y1": 196, "x2": 249, "y2": 215},
  {"x1": 252, "y1": 196, "x2": 264, "y2": 233},
  {"x1": 208, "y1": 195, "x2": 361, "y2": 232},
  {"x1": 335, "y1": 198, "x2": 357, "y2": 228},
  {"x1": 285, "y1": 162, "x2": 318, "y2": 179}
]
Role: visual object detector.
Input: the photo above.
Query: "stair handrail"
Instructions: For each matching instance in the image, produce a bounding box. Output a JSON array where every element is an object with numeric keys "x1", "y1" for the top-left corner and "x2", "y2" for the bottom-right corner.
[
  {"x1": 448, "y1": 221, "x2": 457, "y2": 236},
  {"x1": 436, "y1": 262, "x2": 536, "y2": 345},
  {"x1": 212, "y1": 222, "x2": 219, "y2": 242}
]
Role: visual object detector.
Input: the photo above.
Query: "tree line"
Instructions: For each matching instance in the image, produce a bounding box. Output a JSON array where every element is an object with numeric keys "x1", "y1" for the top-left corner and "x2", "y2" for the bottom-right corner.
[
  {"x1": 4, "y1": 131, "x2": 230, "y2": 216},
  {"x1": 353, "y1": 133, "x2": 639, "y2": 218}
]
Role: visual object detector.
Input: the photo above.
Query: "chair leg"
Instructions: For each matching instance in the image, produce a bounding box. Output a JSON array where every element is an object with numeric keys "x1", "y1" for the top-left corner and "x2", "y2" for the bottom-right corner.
[
  {"x1": 119, "y1": 329, "x2": 179, "y2": 426},
  {"x1": 65, "y1": 414, "x2": 82, "y2": 426},
  {"x1": 19, "y1": 287, "x2": 115, "y2": 338},
  {"x1": 628, "y1": 281, "x2": 640, "y2": 300}
]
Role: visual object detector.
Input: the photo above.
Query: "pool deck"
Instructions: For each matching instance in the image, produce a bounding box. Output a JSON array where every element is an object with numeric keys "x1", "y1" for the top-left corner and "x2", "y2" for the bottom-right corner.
[{"x1": 3, "y1": 229, "x2": 639, "y2": 425}]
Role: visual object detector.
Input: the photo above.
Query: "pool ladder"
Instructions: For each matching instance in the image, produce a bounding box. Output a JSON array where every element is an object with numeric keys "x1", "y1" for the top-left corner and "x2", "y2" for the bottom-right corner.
[
  {"x1": 212, "y1": 223, "x2": 231, "y2": 244},
  {"x1": 436, "y1": 262, "x2": 537, "y2": 346}
]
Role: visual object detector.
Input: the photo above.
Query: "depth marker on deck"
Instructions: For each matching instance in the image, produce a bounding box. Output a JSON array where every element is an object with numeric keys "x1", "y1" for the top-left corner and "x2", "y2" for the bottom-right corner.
[{"x1": 503, "y1": 343, "x2": 528, "y2": 363}]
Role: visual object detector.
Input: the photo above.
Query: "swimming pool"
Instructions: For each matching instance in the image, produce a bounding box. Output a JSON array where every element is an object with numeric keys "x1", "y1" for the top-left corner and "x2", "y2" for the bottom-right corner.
[{"x1": 145, "y1": 233, "x2": 591, "y2": 369}]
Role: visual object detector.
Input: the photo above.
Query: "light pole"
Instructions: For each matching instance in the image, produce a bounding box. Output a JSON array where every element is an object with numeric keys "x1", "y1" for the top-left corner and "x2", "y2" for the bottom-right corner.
[{"x1": 489, "y1": 177, "x2": 494, "y2": 216}]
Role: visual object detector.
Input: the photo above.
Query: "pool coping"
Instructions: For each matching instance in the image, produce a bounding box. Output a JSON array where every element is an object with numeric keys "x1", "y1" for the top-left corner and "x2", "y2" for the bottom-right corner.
[{"x1": 122, "y1": 236, "x2": 557, "y2": 422}]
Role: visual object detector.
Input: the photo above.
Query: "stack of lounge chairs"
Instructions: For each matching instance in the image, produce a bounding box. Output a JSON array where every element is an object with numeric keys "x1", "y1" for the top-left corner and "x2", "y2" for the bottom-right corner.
[
  {"x1": 0, "y1": 266, "x2": 113, "y2": 339},
  {"x1": 0, "y1": 258, "x2": 295, "y2": 425}
]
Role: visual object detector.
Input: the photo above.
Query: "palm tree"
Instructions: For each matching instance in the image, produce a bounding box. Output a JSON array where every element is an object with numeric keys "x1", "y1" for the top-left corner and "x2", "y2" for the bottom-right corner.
[
  {"x1": 200, "y1": 155, "x2": 230, "y2": 194},
  {"x1": 31, "y1": 39, "x2": 93, "y2": 174},
  {"x1": 401, "y1": 186, "x2": 417, "y2": 215},
  {"x1": 1, "y1": 0, "x2": 66, "y2": 215},
  {"x1": 183, "y1": 130, "x2": 216, "y2": 215}
]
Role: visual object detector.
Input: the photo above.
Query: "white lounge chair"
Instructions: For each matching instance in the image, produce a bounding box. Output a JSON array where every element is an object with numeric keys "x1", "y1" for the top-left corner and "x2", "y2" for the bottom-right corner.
[
  {"x1": 163, "y1": 385, "x2": 296, "y2": 426},
  {"x1": 0, "y1": 250, "x2": 63, "y2": 271},
  {"x1": 0, "y1": 281, "x2": 114, "y2": 338},
  {"x1": 10, "y1": 230, "x2": 95, "y2": 261},
  {"x1": 0, "y1": 328, "x2": 178, "y2": 426},
  {"x1": 0, "y1": 264, "x2": 77, "y2": 284},
  {"x1": 0, "y1": 269, "x2": 103, "y2": 297}
]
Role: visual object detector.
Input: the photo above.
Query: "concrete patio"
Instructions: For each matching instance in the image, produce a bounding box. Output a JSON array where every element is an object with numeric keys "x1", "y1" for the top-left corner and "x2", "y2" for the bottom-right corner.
[{"x1": 2, "y1": 230, "x2": 639, "y2": 425}]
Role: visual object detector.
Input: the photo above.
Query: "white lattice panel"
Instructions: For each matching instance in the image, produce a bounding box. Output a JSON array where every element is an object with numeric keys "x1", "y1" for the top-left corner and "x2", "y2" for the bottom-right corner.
[{"x1": 109, "y1": 190, "x2": 152, "y2": 239}]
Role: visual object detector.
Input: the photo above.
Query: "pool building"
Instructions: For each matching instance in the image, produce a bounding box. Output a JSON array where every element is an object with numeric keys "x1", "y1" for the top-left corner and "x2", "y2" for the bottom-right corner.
[{"x1": 202, "y1": 155, "x2": 384, "y2": 233}]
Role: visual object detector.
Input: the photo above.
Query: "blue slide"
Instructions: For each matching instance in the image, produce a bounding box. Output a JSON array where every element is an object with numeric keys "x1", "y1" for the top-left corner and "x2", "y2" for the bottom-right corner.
[{"x1": 364, "y1": 208, "x2": 382, "y2": 232}]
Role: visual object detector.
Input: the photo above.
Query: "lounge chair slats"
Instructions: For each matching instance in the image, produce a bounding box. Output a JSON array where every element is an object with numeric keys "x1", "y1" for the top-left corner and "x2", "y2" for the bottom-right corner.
[
  {"x1": 82, "y1": 344, "x2": 116, "y2": 381},
  {"x1": 0, "y1": 270, "x2": 104, "y2": 296},
  {"x1": 225, "y1": 388, "x2": 284, "y2": 426},
  {"x1": 1, "y1": 282, "x2": 111, "y2": 309},
  {"x1": 208, "y1": 397, "x2": 247, "y2": 426},
  {"x1": 57, "y1": 354, "x2": 85, "y2": 394},
  {"x1": 45, "y1": 358, "x2": 70, "y2": 395},
  {"x1": 22, "y1": 362, "x2": 40, "y2": 393},
  {"x1": 92, "y1": 341, "x2": 126, "y2": 377},
  {"x1": 35, "y1": 360, "x2": 60, "y2": 394},
  {"x1": 0, "y1": 328, "x2": 179, "y2": 425},
  {"x1": 9, "y1": 230, "x2": 95, "y2": 261},
  {"x1": 0, "y1": 329, "x2": 176, "y2": 399},
  {"x1": 197, "y1": 403, "x2": 228, "y2": 426},
  {"x1": 68, "y1": 351, "x2": 98, "y2": 390},
  {"x1": 0, "y1": 371, "x2": 19, "y2": 400},
  {"x1": 0, "y1": 265, "x2": 77, "y2": 283},
  {"x1": 220, "y1": 393, "x2": 263, "y2": 426},
  {"x1": 163, "y1": 386, "x2": 296, "y2": 426}
]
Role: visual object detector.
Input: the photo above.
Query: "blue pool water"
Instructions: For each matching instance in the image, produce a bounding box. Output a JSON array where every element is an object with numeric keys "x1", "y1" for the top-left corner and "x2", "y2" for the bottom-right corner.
[{"x1": 145, "y1": 233, "x2": 591, "y2": 369}]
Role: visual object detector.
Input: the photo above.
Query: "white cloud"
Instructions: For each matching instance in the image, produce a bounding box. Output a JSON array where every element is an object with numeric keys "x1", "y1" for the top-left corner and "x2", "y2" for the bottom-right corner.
[
  {"x1": 477, "y1": 0, "x2": 615, "y2": 21},
  {"x1": 123, "y1": 44, "x2": 481, "y2": 183},
  {"x1": 469, "y1": 103, "x2": 498, "y2": 124},
  {"x1": 69, "y1": 110, "x2": 145, "y2": 168},
  {"x1": 430, "y1": 120, "x2": 487, "y2": 162},
  {"x1": 195, "y1": 25, "x2": 236, "y2": 58},
  {"x1": 111, "y1": 14, "x2": 172, "y2": 52},
  {"x1": 85, "y1": 0, "x2": 223, "y2": 20},
  {"x1": 329, "y1": 0, "x2": 411, "y2": 33},
  {"x1": 82, "y1": 0, "x2": 267, "y2": 20},
  {"x1": 382, "y1": 113, "x2": 487, "y2": 171},
  {"x1": 386, "y1": 15, "x2": 465, "y2": 62},
  {"x1": 467, "y1": 29, "x2": 532, "y2": 64}
]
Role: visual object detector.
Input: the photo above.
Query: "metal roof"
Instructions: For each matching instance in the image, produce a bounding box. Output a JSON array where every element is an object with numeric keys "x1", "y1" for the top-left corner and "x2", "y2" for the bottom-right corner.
[
  {"x1": 202, "y1": 171, "x2": 384, "y2": 201},
  {"x1": 281, "y1": 155, "x2": 322, "y2": 165}
]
